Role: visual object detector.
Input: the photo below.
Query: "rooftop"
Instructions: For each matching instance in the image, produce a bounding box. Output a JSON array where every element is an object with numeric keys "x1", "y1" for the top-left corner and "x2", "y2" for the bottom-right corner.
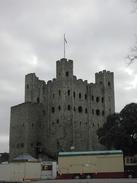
[{"x1": 58, "y1": 150, "x2": 123, "y2": 157}]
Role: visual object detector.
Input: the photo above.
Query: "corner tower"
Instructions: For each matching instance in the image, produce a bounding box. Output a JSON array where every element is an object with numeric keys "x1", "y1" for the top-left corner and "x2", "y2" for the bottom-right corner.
[
  {"x1": 95, "y1": 70, "x2": 115, "y2": 116},
  {"x1": 56, "y1": 58, "x2": 73, "y2": 80}
]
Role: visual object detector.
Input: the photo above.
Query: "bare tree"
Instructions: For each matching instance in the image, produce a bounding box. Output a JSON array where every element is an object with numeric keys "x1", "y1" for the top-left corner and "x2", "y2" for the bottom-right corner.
[
  {"x1": 127, "y1": 42, "x2": 137, "y2": 65},
  {"x1": 127, "y1": 0, "x2": 137, "y2": 64}
]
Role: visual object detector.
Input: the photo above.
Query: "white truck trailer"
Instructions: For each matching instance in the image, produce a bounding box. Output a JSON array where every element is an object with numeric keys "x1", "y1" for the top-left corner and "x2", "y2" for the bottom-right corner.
[{"x1": 58, "y1": 150, "x2": 125, "y2": 179}]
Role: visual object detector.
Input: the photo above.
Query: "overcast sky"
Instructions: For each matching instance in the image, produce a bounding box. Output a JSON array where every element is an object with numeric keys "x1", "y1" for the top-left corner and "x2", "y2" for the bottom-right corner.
[{"x1": 0, "y1": 0, "x2": 137, "y2": 152}]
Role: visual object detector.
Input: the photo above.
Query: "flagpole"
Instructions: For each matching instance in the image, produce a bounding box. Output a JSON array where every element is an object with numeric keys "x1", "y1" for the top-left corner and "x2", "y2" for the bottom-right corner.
[{"x1": 64, "y1": 34, "x2": 65, "y2": 58}]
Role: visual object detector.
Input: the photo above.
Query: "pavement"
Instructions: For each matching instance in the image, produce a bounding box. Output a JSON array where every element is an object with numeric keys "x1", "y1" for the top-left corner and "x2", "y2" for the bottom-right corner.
[{"x1": 29, "y1": 179, "x2": 137, "y2": 183}]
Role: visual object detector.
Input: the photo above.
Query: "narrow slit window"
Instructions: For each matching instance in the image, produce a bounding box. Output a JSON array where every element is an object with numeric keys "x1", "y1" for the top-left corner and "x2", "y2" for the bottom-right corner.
[
  {"x1": 37, "y1": 97, "x2": 40, "y2": 103},
  {"x1": 73, "y1": 92, "x2": 75, "y2": 98},
  {"x1": 26, "y1": 84, "x2": 29, "y2": 89},
  {"x1": 96, "y1": 97, "x2": 99, "y2": 103},
  {"x1": 96, "y1": 109, "x2": 100, "y2": 116},
  {"x1": 85, "y1": 108, "x2": 88, "y2": 113},
  {"x1": 58, "y1": 106, "x2": 61, "y2": 111},
  {"x1": 102, "y1": 110, "x2": 105, "y2": 116},
  {"x1": 66, "y1": 72, "x2": 69, "y2": 77},
  {"x1": 52, "y1": 107, "x2": 55, "y2": 113},
  {"x1": 108, "y1": 81, "x2": 111, "y2": 86},
  {"x1": 68, "y1": 90, "x2": 70, "y2": 96},
  {"x1": 79, "y1": 93, "x2": 81, "y2": 99},
  {"x1": 78, "y1": 106, "x2": 82, "y2": 113},
  {"x1": 102, "y1": 97, "x2": 104, "y2": 103},
  {"x1": 68, "y1": 105, "x2": 71, "y2": 111}
]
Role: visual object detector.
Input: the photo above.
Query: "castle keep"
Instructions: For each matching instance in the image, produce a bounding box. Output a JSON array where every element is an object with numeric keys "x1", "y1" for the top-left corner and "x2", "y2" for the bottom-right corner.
[{"x1": 10, "y1": 58, "x2": 115, "y2": 160}]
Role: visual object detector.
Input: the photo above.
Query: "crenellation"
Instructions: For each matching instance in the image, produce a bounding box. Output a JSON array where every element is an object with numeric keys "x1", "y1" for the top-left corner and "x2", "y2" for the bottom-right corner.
[
  {"x1": 68, "y1": 59, "x2": 73, "y2": 65},
  {"x1": 77, "y1": 79, "x2": 84, "y2": 84},
  {"x1": 103, "y1": 70, "x2": 106, "y2": 73},
  {"x1": 73, "y1": 75, "x2": 77, "y2": 80},
  {"x1": 47, "y1": 80, "x2": 52, "y2": 85},
  {"x1": 60, "y1": 58, "x2": 67, "y2": 62},
  {"x1": 84, "y1": 80, "x2": 88, "y2": 84},
  {"x1": 10, "y1": 58, "x2": 115, "y2": 160}
]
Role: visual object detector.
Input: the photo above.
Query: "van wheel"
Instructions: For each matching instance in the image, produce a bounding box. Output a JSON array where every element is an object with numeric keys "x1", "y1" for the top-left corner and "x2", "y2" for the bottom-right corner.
[
  {"x1": 128, "y1": 174, "x2": 132, "y2": 178},
  {"x1": 86, "y1": 174, "x2": 91, "y2": 179},
  {"x1": 74, "y1": 175, "x2": 80, "y2": 179}
]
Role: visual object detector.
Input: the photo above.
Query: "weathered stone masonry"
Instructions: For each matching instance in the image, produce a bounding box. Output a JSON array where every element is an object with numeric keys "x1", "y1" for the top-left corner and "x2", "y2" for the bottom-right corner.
[{"x1": 10, "y1": 58, "x2": 115, "y2": 160}]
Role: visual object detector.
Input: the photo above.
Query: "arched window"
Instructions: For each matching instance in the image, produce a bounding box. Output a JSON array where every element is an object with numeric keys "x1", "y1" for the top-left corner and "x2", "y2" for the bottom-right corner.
[
  {"x1": 58, "y1": 106, "x2": 61, "y2": 111},
  {"x1": 85, "y1": 94, "x2": 87, "y2": 99},
  {"x1": 73, "y1": 92, "x2": 75, "y2": 98},
  {"x1": 68, "y1": 90, "x2": 70, "y2": 96},
  {"x1": 52, "y1": 107, "x2": 55, "y2": 113},
  {"x1": 108, "y1": 81, "x2": 111, "y2": 86},
  {"x1": 92, "y1": 96, "x2": 94, "y2": 101},
  {"x1": 96, "y1": 109, "x2": 100, "y2": 116},
  {"x1": 102, "y1": 97, "x2": 104, "y2": 103},
  {"x1": 37, "y1": 97, "x2": 40, "y2": 103},
  {"x1": 21, "y1": 143, "x2": 24, "y2": 148},
  {"x1": 68, "y1": 105, "x2": 71, "y2": 111},
  {"x1": 85, "y1": 108, "x2": 88, "y2": 113},
  {"x1": 96, "y1": 97, "x2": 99, "y2": 103},
  {"x1": 79, "y1": 93, "x2": 81, "y2": 99},
  {"x1": 26, "y1": 84, "x2": 29, "y2": 89},
  {"x1": 78, "y1": 106, "x2": 82, "y2": 113},
  {"x1": 102, "y1": 110, "x2": 105, "y2": 116},
  {"x1": 66, "y1": 71, "x2": 69, "y2": 77}
]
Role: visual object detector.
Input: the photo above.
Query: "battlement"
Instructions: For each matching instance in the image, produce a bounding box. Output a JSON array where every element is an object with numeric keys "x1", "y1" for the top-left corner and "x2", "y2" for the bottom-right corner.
[
  {"x1": 96, "y1": 70, "x2": 113, "y2": 75},
  {"x1": 26, "y1": 73, "x2": 36, "y2": 76},
  {"x1": 25, "y1": 73, "x2": 46, "y2": 103},
  {"x1": 73, "y1": 75, "x2": 77, "y2": 80},
  {"x1": 95, "y1": 70, "x2": 114, "y2": 87},
  {"x1": 57, "y1": 58, "x2": 73, "y2": 64}
]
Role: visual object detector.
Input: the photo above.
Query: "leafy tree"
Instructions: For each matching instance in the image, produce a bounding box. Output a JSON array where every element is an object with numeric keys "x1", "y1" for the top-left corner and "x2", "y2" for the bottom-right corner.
[{"x1": 97, "y1": 103, "x2": 137, "y2": 155}]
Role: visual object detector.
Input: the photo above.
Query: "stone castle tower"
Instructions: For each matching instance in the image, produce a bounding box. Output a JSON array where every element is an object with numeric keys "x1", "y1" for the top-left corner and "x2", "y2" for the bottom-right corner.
[{"x1": 10, "y1": 58, "x2": 115, "y2": 160}]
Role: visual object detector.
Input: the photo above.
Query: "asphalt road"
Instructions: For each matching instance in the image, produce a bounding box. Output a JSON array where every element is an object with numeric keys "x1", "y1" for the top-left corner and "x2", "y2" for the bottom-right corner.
[{"x1": 30, "y1": 179, "x2": 137, "y2": 183}]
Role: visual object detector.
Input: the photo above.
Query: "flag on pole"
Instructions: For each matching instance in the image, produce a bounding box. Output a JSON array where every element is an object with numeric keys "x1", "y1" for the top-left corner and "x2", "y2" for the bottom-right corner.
[
  {"x1": 64, "y1": 34, "x2": 67, "y2": 58},
  {"x1": 64, "y1": 34, "x2": 67, "y2": 44}
]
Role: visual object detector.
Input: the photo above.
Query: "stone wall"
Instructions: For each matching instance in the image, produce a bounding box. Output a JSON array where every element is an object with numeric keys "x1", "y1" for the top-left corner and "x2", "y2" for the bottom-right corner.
[{"x1": 10, "y1": 103, "x2": 45, "y2": 160}]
